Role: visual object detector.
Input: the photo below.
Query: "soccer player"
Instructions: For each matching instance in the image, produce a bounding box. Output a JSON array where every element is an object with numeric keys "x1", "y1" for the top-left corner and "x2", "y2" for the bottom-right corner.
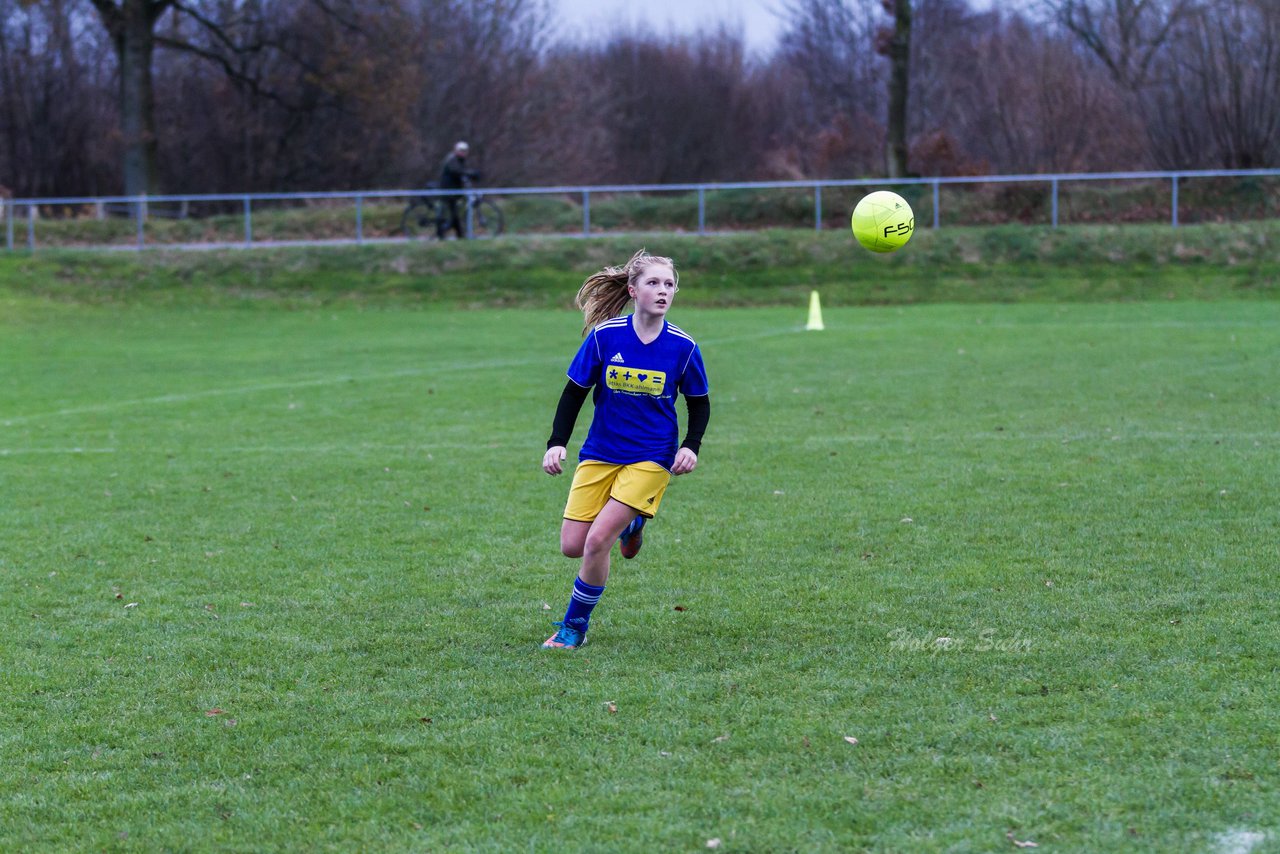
[{"x1": 541, "y1": 249, "x2": 711, "y2": 649}]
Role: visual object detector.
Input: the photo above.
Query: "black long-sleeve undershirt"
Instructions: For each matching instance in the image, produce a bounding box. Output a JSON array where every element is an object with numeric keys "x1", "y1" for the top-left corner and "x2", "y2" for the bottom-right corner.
[
  {"x1": 547, "y1": 381, "x2": 590, "y2": 448},
  {"x1": 680, "y1": 394, "x2": 710, "y2": 454},
  {"x1": 546, "y1": 380, "x2": 711, "y2": 455}
]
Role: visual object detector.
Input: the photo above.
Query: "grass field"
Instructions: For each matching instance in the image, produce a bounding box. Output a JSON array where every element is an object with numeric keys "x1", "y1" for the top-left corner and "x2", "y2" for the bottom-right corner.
[{"x1": 2, "y1": 234, "x2": 1279, "y2": 851}]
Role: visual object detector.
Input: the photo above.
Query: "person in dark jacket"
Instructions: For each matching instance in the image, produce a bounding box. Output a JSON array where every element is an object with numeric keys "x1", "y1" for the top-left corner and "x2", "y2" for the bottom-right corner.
[{"x1": 437, "y1": 141, "x2": 480, "y2": 239}]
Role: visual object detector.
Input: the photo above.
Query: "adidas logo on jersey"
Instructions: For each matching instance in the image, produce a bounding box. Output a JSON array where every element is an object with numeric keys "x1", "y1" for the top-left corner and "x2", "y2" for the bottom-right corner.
[{"x1": 610, "y1": 352, "x2": 625, "y2": 363}]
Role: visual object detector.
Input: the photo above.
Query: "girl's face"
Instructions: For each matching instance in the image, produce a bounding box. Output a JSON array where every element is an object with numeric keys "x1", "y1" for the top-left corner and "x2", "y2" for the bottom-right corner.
[{"x1": 629, "y1": 263, "x2": 677, "y2": 317}]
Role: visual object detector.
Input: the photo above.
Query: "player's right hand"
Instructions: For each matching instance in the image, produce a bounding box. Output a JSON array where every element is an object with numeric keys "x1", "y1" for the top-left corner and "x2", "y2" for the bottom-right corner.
[{"x1": 542, "y1": 446, "x2": 567, "y2": 475}]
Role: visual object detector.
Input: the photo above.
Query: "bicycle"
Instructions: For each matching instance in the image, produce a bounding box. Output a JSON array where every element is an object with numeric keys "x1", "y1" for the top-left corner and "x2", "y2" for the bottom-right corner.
[{"x1": 401, "y1": 176, "x2": 504, "y2": 240}]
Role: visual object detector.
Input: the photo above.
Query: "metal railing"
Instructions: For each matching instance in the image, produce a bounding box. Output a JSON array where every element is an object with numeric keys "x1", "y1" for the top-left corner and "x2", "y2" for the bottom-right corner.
[{"x1": 4, "y1": 168, "x2": 1278, "y2": 252}]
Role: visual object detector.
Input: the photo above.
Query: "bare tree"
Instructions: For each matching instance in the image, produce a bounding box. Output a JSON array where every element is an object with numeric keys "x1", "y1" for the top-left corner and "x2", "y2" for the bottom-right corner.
[
  {"x1": 880, "y1": 0, "x2": 912, "y2": 176},
  {"x1": 0, "y1": 0, "x2": 117, "y2": 196},
  {"x1": 1159, "y1": 0, "x2": 1280, "y2": 168},
  {"x1": 903, "y1": 0, "x2": 986, "y2": 172},
  {"x1": 88, "y1": 0, "x2": 175, "y2": 196},
  {"x1": 17, "y1": 0, "x2": 1269, "y2": 197},
  {"x1": 85, "y1": 0, "x2": 387, "y2": 193},
  {"x1": 407, "y1": 0, "x2": 556, "y2": 186},
  {"x1": 918, "y1": 5, "x2": 1143, "y2": 173},
  {"x1": 1048, "y1": 0, "x2": 1278, "y2": 168},
  {"x1": 1048, "y1": 0, "x2": 1199, "y2": 89},
  {"x1": 776, "y1": 0, "x2": 887, "y2": 177},
  {"x1": 575, "y1": 27, "x2": 766, "y2": 183}
]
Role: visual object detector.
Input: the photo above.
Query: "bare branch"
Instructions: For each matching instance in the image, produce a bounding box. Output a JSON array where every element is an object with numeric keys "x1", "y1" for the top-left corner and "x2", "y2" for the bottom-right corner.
[
  {"x1": 87, "y1": 0, "x2": 122, "y2": 38},
  {"x1": 152, "y1": 34, "x2": 297, "y2": 109},
  {"x1": 148, "y1": 0, "x2": 177, "y2": 24}
]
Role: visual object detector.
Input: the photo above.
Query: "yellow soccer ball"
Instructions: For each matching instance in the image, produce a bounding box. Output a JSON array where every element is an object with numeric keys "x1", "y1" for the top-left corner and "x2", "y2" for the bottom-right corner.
[{"x1": 851, "y1": 191, "x2": 915, "y2": 253}]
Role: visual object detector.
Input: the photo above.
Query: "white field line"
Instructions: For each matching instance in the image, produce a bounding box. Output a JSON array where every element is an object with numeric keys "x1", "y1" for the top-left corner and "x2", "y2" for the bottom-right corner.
[
  {"x1": 1216, "y1": 829, "x2": 1267, "y2": 854},
  {"x1": 4, "y1": 430, "x2": 1276, "y2": 457},
  {"x1": 0, "y1": 444, "x2": 456, "y2": 456},
  {"x1": 803, "y1": 431, "x2": 1280, "y2": 444},
  {"x1": 1, "y1": 327, "x2": 798, "y2": 427},
  {"x1": 2, "y1": 362, "x2": 521, "y2": 425},
  {"x1": 0, "y1": 447, "x2": 120, "y2": 455},
  {"x1": 3, "y1": 317, "x2": 1275, "y2": 428}
]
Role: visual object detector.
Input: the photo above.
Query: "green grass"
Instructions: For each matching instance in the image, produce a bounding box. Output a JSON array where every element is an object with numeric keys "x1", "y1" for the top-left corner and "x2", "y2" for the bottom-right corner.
[
  {"x1": 2, "y1": 222, "x2": 1277, "y2": 310},
  {"x1": 2, "y1": 229, "x2": 1279, "y2": 850}
]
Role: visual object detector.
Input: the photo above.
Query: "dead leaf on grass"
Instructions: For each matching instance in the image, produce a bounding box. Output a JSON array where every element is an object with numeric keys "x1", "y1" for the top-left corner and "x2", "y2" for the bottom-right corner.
[
  {"x1": 711, "y1": 734, "x2": 730, "y2": 744},
  {"x1": 843, "y1": 736, "x2": 859, "y2": 745},
  {"x1": 1006, "y1": 832, "x2": 1038, "y2": 848}
]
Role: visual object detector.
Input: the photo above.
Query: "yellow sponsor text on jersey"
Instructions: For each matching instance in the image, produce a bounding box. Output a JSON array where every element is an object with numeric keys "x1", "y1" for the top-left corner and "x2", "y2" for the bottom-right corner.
[{"x1": 606, "y1": 366, "x2": 667, "y2": 395}]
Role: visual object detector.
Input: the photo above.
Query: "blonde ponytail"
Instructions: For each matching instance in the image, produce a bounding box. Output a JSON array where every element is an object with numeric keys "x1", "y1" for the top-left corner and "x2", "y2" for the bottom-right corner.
[{"x1": 575, "y1": 248, "x2": 678, "y2": 335}]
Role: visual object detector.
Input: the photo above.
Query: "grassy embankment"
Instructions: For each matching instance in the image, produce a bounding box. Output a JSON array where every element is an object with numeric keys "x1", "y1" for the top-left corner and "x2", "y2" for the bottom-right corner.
[{"x1": 1, "y1": 221, "x2": 1276, "y2": 309}]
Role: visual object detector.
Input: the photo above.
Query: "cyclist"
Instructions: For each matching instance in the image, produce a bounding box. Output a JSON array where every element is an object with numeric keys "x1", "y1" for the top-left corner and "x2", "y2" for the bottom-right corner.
[{"x1": 437, "y1": 140, "x2": 481, "y2": 239}]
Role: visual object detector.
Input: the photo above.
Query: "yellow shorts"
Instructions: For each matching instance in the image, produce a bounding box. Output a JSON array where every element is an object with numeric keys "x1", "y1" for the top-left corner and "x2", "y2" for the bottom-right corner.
[{"x1": 564, "y1": 460, "x2": 672, "y2": 522}]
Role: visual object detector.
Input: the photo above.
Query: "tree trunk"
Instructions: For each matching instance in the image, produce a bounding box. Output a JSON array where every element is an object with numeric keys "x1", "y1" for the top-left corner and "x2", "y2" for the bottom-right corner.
[
  {"x1": 91, "y1": 0, "x2": 174, "y2": 196},
  {"x1": 885, "y1": 0, "x2": 912, "y2": 178},
  {"x1": 119, "y1": 4, "x2": 159, "y2": 197}
]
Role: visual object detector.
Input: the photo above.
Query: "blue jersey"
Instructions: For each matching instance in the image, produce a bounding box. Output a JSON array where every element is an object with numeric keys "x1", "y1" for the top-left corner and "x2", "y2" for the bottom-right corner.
[{"x1": 567, "y1": 315, "x2": 710, "y2": 470}]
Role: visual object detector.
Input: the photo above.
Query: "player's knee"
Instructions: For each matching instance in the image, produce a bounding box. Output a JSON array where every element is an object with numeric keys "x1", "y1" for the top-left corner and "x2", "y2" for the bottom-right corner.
[
  {"x1": 583, "y1": 530, "x2": 615, "y2": 557},
  {"x1": 560, "y1": 540, "x2": 584, "y2": 559}
]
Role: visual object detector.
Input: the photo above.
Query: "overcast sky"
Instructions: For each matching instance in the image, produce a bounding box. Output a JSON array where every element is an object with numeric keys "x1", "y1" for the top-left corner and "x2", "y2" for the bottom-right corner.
[
  {"x1": 550, "y1": 0, "x2": 1009, "y2": 55},
  {"x1": 552, "y1": 0, "x2": 785, "y2": 55}
]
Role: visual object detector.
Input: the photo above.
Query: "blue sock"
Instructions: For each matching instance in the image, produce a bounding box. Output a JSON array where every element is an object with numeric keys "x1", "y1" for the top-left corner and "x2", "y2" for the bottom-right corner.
[{"x1": 562, "y1": 577, "x2": 605, "y2": 632}]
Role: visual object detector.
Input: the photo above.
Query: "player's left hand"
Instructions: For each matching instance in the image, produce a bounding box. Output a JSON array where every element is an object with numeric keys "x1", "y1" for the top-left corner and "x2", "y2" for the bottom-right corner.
[{"x1": 671, "y1": 447, "x2": 698, "y2": 475}]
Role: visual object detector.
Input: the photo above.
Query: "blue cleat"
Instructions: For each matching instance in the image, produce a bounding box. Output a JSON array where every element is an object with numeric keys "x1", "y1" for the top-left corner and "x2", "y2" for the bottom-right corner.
[
  {"x1": 619, "y1": 515, "x2": 646, "y2": 559},
  {"x1": 542, "y1": 620, "x2": 586, "y2": 649}
]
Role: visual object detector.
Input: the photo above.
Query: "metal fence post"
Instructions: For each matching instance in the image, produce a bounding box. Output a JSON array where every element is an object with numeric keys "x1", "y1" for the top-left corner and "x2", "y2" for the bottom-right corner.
[{"x1": 10, "y1": 170, "x2": 1280, "y2": 252}]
